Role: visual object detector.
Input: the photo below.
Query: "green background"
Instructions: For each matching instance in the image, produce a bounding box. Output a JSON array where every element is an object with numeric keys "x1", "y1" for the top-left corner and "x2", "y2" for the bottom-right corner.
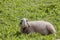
[{"x1": 0, "y1": 0, "x2": 60, "y2": 40}]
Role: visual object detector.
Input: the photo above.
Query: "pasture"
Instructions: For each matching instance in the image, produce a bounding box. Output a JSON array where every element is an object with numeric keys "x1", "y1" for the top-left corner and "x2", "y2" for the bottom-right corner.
[{"x1": 0, "y1": 0, "x2": 60, "y2": 40}]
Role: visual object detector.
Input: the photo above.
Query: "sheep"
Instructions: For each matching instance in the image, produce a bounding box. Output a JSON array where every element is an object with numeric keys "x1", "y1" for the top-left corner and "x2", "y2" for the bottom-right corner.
[{"x1": 20, "y1": 18, "x2": 56, "y2": 35}]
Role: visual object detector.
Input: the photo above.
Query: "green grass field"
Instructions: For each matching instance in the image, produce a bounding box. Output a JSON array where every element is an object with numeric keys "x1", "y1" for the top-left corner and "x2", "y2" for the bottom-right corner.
[{"x1": 0, "y1": 0, "x2": 60, "y2": 40}]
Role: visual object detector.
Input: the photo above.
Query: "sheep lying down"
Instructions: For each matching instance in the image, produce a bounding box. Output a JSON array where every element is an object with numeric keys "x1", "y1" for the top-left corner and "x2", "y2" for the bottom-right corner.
[{"x1": 20, "y1": 18, "x2": 56, "y2": 35}]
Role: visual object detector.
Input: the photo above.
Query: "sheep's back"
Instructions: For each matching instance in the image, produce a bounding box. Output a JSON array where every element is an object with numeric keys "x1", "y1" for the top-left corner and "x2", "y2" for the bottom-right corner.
[{"x1": 28, "y1": 21, "x2": 50, "y2": 34}]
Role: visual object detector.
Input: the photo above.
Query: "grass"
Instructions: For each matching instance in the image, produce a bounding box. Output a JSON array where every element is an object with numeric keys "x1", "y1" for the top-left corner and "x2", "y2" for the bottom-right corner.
[{"x1": 0, "y1": 0, "x2": 60, "y2": 40}]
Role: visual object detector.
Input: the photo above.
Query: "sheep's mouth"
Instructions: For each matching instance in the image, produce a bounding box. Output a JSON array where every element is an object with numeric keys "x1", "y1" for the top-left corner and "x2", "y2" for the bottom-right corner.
[
  {"x1": 23, "y1": 27, "x2": 27, "y2": 30},
  {"x1": 22, "y1": 27, "x2": 30, "y2": 34}
]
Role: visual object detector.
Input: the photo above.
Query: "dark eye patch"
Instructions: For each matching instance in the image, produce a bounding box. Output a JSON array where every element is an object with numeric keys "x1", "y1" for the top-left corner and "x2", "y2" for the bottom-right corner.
[
  {"x1": 20, "y1": 22, "x2": 22, "y2": 24},
  {"x1": 20, "y1": 20, "x2": 23, "y2": 24}
]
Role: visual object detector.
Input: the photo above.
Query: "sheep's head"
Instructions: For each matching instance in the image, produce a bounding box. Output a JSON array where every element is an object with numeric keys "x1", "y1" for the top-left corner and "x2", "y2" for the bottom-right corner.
[
  {"x1": 20, "y1": 18, "x2": 31, "y2": 34},
  {"x1": 20, "y1": 18, "x2": 28, "y2": 28}
]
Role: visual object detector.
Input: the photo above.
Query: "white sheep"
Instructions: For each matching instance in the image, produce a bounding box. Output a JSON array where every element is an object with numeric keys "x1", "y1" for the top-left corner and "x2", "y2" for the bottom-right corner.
[{"x1": 20, "y1": 18, "x2": 56, "y2": 35}]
